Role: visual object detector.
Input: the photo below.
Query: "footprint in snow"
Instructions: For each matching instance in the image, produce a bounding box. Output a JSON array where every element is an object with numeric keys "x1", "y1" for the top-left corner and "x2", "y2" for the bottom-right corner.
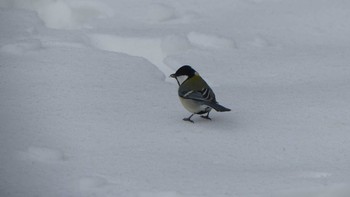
[{"x1": 16, "y1": 146, "x2": 65, "y2": 163}]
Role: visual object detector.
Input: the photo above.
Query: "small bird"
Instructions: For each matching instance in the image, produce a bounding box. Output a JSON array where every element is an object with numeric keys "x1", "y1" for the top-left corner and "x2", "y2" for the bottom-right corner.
[{"x1": 170, "y1": 65, "x2": 230, "y2": 123}]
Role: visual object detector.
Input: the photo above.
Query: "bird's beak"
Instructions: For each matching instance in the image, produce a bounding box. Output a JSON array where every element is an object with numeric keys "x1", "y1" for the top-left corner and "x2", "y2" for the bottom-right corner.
[{"x1": 170, "y1": 73, "x2": 180, "y2": 86}]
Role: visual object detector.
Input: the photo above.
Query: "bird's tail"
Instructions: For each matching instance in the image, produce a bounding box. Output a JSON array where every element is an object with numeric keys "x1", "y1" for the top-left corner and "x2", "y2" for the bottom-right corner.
[{"x1": 204, "y1": 102, "x2": 231, "y2": 112}]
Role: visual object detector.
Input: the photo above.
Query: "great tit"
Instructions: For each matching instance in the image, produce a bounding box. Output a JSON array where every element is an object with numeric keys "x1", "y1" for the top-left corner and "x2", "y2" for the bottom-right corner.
[{"x1": 170, "y1": 65, "x2": 230, "y2": 123}]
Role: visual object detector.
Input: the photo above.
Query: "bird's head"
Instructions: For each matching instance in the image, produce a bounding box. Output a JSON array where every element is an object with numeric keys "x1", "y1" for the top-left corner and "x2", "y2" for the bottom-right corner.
[{"x1": 170, "y1": 65, "x2": 198, "y2": 85}]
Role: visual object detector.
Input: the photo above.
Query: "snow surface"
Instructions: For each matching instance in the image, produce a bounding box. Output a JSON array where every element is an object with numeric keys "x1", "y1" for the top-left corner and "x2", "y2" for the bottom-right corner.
[{"x1": 1, "y1": 0, "x2": 350, "y2": 197}]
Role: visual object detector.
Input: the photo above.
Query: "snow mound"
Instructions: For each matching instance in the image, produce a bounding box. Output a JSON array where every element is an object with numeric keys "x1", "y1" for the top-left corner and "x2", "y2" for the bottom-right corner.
[
  {"x1": 89, "y1": 33, "x2": 191, "y2": 81},
  {"x1": 88, "y1": 34, "x2": 166, "y2": 74},
  {"x1": 35, "y1": 0, "x2": 73, "y2": 29},
  {"x1": 145, "y1": 3, "x2": 176, "y2": 22},
  {"x1": 187, "y1": 32, "x2": 235, "y2": 50},
  {"x1": 89, "y1": 34, "x2": 162, "y2": 62},
  {"x1": 161, "y1": 34, "x2": 192, "y2": 56},
  {"x1": 1, "y1": 0, "x2": 114, "y2": 29}
]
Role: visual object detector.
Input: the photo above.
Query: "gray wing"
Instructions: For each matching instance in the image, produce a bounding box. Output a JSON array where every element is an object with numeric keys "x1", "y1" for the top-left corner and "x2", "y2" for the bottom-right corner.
[
  {"x1": 179, "y1": 89, "x2": 230, "y2": 112},
  {"x1": 180, "y1": 87, "x2": 215, "y2": 101},
  {"x1": 179, "y1": 90, "x2": 206, "y2": 101}
]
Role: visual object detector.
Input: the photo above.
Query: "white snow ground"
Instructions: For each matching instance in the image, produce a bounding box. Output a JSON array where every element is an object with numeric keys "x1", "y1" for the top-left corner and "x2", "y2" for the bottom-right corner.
[{"x1": 1, "y1": 0, "x2": 350, "y2": 197}]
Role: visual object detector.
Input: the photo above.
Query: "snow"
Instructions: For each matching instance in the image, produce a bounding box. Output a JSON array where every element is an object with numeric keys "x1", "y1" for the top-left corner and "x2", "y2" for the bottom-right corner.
[{"x1": 1, "y1": 0, "x2": 350, "y2": 197}]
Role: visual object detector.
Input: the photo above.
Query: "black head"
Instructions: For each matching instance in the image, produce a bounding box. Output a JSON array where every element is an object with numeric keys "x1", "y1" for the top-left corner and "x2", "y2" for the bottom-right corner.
[{"x1": 170, "y1": 65, "x2": 196, "y2": 78}]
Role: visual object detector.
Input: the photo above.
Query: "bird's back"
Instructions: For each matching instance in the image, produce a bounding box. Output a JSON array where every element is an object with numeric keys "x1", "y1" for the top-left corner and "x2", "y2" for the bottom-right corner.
[{"x1": 179, "y1": 75, "x2": 217, "y2": 103}]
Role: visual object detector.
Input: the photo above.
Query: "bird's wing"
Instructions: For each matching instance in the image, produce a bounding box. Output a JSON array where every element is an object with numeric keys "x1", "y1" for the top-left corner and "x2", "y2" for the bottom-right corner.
[
  {"x1": 179, "y1": 87, "x2": 215, "y2": 102},
  {"x1": 179, "y1": 89, "x2": 230, "y2": 112},
  {"x1": 179, "y1": 90, "x2": 207, "y2": 102}
]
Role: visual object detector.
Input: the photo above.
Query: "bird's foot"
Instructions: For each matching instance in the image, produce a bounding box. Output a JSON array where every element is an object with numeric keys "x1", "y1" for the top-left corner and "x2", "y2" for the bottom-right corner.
[
  {"x1": 183, "y1": 114, "x2": 194, "y2": 123},
  {"x1": 200, "y1": 115, "x2": 211, "y2": 120},
  {"x1": 183, "y1": 117, "x2": 194, "y2": 123}
]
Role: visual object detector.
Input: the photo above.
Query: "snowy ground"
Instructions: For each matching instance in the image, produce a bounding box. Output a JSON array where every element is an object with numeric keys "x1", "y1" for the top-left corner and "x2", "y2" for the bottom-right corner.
[{"x1": 1, "y1": 0, "x2": 350, "y2": 197}]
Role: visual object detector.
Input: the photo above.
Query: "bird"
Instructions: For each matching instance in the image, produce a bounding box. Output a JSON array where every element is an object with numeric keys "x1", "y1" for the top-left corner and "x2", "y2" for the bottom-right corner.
[{"x1": 170, "y1": 65, "x2": 230, "y2": 123}]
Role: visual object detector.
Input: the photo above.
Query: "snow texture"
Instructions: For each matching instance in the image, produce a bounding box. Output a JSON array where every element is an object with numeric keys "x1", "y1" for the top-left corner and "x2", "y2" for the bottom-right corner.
[{"x1": 1, "y1": 0, "x2": 350, "y2": 197}]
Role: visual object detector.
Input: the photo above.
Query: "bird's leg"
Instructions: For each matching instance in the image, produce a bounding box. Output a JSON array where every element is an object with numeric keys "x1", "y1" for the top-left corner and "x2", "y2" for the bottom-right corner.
[
  {"x1": 201, "y1": 112, "x2": 211, "y2": 120},
  {"x1": 183, "y1": 114, "x2": 194, "y2": 123}
]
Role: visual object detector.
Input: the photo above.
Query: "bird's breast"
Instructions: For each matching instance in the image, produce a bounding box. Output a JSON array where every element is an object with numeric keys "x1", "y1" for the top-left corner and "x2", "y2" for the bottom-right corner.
[{"x1": 179, "y1": 97, "x2": 211, "y2": 114}]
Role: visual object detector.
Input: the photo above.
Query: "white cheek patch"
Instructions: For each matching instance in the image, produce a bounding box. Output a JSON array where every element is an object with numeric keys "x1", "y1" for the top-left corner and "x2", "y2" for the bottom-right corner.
[{"x1": 176, "y1": 75, "x2": 189, "y2": 85}]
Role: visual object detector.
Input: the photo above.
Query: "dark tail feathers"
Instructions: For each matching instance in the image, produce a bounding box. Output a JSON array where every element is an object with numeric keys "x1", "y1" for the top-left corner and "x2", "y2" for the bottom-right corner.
[{"x1": 204, "y1": 102, "x2": 231, "y2": 112}]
